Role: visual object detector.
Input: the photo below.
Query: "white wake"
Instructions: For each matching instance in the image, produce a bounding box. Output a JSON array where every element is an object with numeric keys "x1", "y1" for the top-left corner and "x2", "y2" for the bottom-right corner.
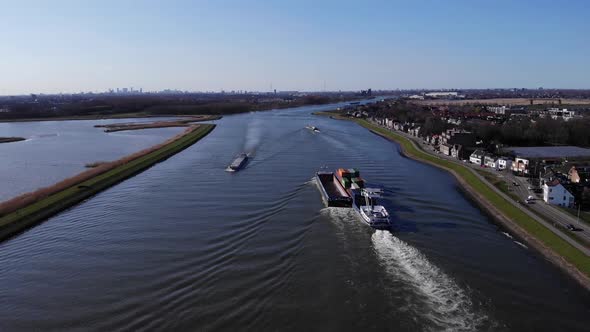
[{"x1": 372, "y1": 230, "x2": 487, "y2": 331}]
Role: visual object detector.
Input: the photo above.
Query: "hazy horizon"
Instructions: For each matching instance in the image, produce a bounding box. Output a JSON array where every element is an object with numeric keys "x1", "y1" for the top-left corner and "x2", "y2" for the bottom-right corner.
[{"x1": 2, "y1": 0, "x2": 589, "y2": 95}]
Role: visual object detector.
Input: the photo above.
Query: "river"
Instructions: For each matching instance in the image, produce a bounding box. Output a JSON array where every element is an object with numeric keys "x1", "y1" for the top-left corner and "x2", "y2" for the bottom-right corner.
[{"x1": 0, "y1": 102, "x2": 589, "y2": 331}]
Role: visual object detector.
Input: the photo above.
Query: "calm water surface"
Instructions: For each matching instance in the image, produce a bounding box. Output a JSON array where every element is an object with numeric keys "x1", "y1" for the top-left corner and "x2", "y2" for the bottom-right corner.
[
  {"x1": 0, "y1": 118, "x2": 184, "y2": 201},
  {"x1": 0, "y1": 103, "x2": 589, "y2": 331}
]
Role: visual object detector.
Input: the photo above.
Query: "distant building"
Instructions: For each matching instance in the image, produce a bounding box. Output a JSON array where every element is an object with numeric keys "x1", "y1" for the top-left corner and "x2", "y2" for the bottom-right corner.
[
  {"x1": 538, "y1": 108, "x2": 579, "y2": 121},
  {"x1": 543, "y1": 180, "x2": 575, "y2": 207},
  {"x1": 511, "y1": 157, "x2": 530, "y2": 175},
  {"x1": 450, "y1": 144, "x2": 465, "y2": 159},
  {"x1": 484, "y1": 155, "x2": 497, "y2": 168},
  {"x1": 424, "y1": 92, "x2": 460, "y2": 98},
  {"x1": 568, "y1": 165, "x2": 590, "y2": 183},
  {"x1": 504, "y1": 146, "x2": 590, "y2": 159},
  {"x1": 469, "y1": 149, "x2": 485, "y2": 165},
  {"x1": 440, "y1": 143, "x2": 452, "y2": 156},
  {"x1": 497, "y1": 158, "x2": 512, "y2": 170},
  {"x1": 487, "y1": 106, "x2": 507, "y2": 115}
]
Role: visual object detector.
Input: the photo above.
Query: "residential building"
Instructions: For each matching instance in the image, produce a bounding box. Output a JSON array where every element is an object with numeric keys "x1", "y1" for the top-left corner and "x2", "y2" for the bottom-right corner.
[
  {"x1": 487, "y1": 106, "x2": 507, "y2": 115},
  {"x1": 429, "y1": 135, "x2": 440, "y2": 145},
  {"x1": 439, "y1": 143, "x2": 452, "y2": 156},
  {"x1": 497, "y1": 158, "x2": 512, "y2": 170},
  {"x1": 568, "y1": 165, "x2": 590, "y2": 183},
  {"x1": 451, "y1": 144, "x2": 463, "y2": 159},
  {"x1": 484, "y1": 155, "x2": 497, "y2": 168},
  {"x1": 511, "y1": 157, "x2": 529, "y2": 175},
  {"x1": 424, "y1": 91, "x2": 461, "y2": 98},
  {"x1": 470, "y1": 149, "x2": 485, "y2": 165},
  {"x1": 543, "y1": 180, "x2": 575, "y2": 207}
]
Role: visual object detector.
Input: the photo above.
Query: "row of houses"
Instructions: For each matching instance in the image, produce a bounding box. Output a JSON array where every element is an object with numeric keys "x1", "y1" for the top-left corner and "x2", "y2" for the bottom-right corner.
[{"x1": 468, "y1": 150, "x2": 513, "y2": 170}]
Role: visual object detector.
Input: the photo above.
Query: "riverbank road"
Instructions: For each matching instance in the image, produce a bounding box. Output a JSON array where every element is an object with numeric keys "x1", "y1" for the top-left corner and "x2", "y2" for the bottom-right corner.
[
  {"x1": 368, "y1": 121, "x2": 590, "y2": 253},
  {"x1": 506, "y1": 173, "x2": 590, "y2": 244}
]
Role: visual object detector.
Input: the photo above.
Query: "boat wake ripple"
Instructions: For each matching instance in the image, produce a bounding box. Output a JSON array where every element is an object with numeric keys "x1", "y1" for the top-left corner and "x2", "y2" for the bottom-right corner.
[{"x1": 371, "y1": 230, "x2": 488, "y2": 332}]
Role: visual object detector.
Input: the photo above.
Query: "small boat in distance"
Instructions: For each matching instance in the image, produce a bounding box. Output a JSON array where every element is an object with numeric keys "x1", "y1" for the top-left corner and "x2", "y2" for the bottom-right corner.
[
  {"x1": 306, "y1": 125, "x2": 320, "y2": 132},
  {"x1": 226, "y1": 153, "x2": 249, "y2": 172}
]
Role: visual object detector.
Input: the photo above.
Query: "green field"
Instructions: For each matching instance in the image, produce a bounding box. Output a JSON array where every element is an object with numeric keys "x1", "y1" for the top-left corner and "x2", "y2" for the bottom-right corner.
[
  {"x1": 0, "y1": 124, "x2": 215, "y2": 240},
  {"x1": 350, "y1": 119, "x2": 590, "y2": 277}
]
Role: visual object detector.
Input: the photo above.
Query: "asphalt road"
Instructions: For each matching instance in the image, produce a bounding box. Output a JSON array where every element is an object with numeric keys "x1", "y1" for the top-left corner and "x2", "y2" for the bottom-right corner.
[{"x1": 503, "y1": 173, "x2": 590, "y2": 243}]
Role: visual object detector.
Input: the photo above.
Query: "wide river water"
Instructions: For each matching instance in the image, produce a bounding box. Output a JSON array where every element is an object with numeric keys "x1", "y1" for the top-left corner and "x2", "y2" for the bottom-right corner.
[{"x1": 1, "y1": 102, "x2": 589, "y2": 331}]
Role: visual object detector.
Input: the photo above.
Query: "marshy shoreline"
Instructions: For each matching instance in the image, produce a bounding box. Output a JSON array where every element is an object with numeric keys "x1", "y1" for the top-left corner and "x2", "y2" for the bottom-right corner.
[
  {"x1": 94, "y1": 115, "x2": 221, "y2": 132},
  {"x1": 0, "y1": 124, "x2": 216, "y2": 241}
]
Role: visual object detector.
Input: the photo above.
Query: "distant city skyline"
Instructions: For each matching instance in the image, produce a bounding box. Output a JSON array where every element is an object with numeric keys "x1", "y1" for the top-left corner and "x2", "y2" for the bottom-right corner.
[{"x1": 1, "y1": 0, "x2": 589, "y2": 95}]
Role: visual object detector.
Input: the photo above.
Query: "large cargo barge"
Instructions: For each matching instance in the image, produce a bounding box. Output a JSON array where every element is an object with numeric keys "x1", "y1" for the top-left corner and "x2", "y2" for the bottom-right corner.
[
  {"x1": 315, "y1": 171, "x2": 353, "y2": 207},
  {"x1": 316, "y1": 168, "x2": 391, "y2": 229},
  {"x1": 226, "y1": 153, "x2": 249, "y2": 172}
]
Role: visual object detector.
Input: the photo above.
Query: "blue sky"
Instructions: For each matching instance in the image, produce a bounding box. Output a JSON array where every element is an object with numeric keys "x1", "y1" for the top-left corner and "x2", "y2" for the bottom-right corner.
[{"x1": 1, "y1": 0, "x2": 588, "y2": 94}]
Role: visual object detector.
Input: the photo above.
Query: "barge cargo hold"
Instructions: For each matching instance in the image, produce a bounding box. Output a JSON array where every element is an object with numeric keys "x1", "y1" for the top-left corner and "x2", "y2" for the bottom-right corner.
[
  {"x1": 315, "y1": 172, "x2": 353, "y2": 207},
  {"x1": 226, "y1": 153, "x2": 249, "y2": 172}
]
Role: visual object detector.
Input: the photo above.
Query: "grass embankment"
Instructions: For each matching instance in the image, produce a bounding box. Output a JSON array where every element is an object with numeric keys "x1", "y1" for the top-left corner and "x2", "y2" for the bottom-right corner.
[
  {"x1": 0, "y1": 137, "x2": 25, "y2": 144},
  {"x1": 323, "y1": 115, "x2": 590, "y2": 279},
  {"x1": 0, "y1": 124, "x2": 215, "y2": 240},
  {"x1": 560, "y1": 207, "x2": 590, "y2": 226},
  {"x1": 475, "y1": 170, "x2": 520, "y2": 201}
]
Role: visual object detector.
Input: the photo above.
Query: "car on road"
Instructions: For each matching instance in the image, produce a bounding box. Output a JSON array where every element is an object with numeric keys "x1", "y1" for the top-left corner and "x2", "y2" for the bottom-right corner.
[
  {"x1": 525, "y1": 199, "x2": 535, "y2": 204},
  {"x1": 566, "y1": 224, "x2": 583, "y2": 232},
  {"x1": 512, "y1": 181, "x2": 520, "y2": 186}
]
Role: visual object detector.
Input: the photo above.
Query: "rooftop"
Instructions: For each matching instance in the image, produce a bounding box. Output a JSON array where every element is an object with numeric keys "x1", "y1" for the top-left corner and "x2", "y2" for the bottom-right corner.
[{"x1": 505, "y1": 146, "x2": 590, "y2": 158}]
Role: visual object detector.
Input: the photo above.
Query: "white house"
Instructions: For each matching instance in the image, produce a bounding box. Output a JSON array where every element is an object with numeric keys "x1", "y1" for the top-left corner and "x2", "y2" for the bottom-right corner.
[
  {"x1": 469, "y1": 149, "x2": 485, "y2": 165},
  {"x1": 511, "y1": 157, "x2": 529, "y2": 174},
  {"x1": 543, "y1": 180, "x2": 575, "y2": 207},
  {"x1": 484, "y1": 155, "x2": 497, "y2": 168},
  {"x1": 497, "y1": 158, "x2": 512, "y2": 170}
]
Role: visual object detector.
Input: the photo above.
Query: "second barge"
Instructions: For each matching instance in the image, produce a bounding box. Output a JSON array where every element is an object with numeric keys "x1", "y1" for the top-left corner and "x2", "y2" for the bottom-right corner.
[{"x1": 226, "y1": 153, "x2": 249, "y2": 172}]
